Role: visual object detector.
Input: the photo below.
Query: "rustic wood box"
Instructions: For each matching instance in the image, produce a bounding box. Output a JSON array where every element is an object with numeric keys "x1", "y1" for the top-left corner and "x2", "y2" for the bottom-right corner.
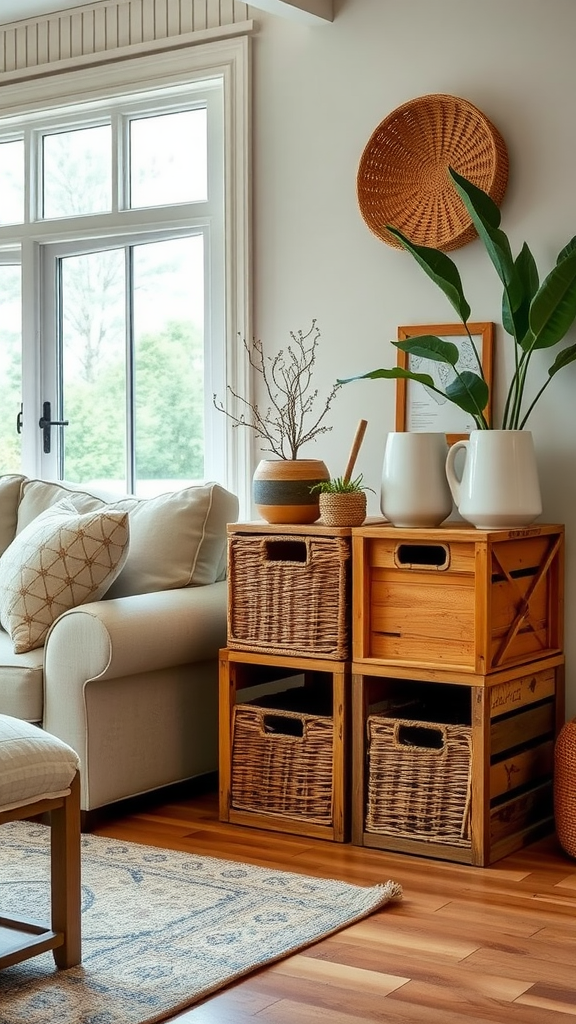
[
  {"x1": 352, "y1": 523, "x2": 564, "y2": 675},
  {"x1": 351, "y1": 655, "x2": 565, "y2": 866},
  {"x1": 219, "y1": 648, "x2": 350, "y2": 842},
  {"x1": 227, "y1": 522, "x2": 351, "y2": 660}
]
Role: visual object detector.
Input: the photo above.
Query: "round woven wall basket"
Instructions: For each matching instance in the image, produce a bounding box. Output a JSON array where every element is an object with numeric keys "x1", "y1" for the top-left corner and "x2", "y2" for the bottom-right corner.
[{"x1": 357, "y1": 93, "x2": 509, "y2": 252}]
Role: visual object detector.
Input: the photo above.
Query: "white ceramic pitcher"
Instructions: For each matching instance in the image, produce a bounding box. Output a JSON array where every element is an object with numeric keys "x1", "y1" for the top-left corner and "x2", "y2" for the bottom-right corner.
[
  {"x1": 381, "y1": 432, "x2": 453, "y2": 528},
  {"x1": 445, "y1": 429, "x2": 542, "y2": 530}
]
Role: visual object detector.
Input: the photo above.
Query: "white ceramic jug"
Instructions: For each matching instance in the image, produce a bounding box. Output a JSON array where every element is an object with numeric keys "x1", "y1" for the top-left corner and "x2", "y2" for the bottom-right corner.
[
  {"x1": 381, "y1": 432, "x2": 453, "y2": 528},
  {"x1": 445, "y1": 429, "x2": 542, "y2": 530}
]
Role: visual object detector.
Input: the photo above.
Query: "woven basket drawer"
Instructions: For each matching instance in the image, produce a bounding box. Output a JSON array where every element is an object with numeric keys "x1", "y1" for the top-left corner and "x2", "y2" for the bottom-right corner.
[
  {"x1": 227, "y1": 533, "x2": 350, "y2": 659},
  {"x1": 230, "y1": 703, "x2": 334, "y2": 825},
  {"x1": 365, "y1": 715, "x2": 472, "y2": 847}
]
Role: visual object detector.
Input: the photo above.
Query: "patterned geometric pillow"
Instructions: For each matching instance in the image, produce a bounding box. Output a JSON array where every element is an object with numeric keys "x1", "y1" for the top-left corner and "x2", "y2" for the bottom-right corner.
[{"x1": 0, "y1": 499, "x2": 130, "y2": 654}]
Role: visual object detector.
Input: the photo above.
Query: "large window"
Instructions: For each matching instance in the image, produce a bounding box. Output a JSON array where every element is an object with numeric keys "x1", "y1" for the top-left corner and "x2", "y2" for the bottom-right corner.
[{"x1": 0, "y1": 40, "x2": 250, "y2": 503}]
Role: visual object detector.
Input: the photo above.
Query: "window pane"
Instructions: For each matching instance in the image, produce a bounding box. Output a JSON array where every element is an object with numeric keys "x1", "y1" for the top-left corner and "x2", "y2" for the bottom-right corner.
[
  {"x1": 60, "y1": 249, "x2": 127, "y2": 489},
  {"x1": 0, "y1": 264, "x2": 22, "y2": 472},
  {"x1": 43, "y1": 125, "x2": 111, "y2": 218},
  {"x1": 130, "y1": 109, "x2": 207, "y2": 208},
  {"x1": 132, "y1": 235, "x2": 204, "y2": 495},
  {"x1": 0, "y1": 141, "x2": 24, "y2": 225}
]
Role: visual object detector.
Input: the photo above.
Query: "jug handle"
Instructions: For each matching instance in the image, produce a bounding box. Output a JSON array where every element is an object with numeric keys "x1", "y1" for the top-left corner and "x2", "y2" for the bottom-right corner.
[{"x1": 445, "y1": 439, "x2": 469, "y2": 507}]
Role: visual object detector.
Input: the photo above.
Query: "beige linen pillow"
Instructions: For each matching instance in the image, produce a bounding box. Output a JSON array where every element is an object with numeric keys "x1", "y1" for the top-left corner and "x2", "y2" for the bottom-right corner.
[
  {"x1": 0, "y1": 499, "x2": 130, "y2": 653},
  {"x1": 105, "y1": 482, "x2": 239, "y2": 598},
  {"x1": 0, "y1": 475, "x2": 27, "y2": 557},
  {"x1": 16, "y1": 478, "x2": 105, "y2": 532}
]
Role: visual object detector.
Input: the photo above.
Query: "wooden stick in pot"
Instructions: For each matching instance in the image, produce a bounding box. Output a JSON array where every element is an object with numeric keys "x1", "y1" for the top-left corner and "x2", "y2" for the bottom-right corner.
[{"x1": 343, "y1": 419, "x2": 368, "y2": 484}]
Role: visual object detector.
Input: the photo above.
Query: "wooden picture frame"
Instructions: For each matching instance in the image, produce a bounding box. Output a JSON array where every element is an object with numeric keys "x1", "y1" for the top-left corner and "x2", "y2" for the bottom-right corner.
[{"x1": 395, "y1": 322, "x2": 494, "y2": 445}]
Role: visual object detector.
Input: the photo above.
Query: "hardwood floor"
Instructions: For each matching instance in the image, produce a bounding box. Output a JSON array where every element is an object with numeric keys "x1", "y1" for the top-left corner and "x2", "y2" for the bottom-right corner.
[{"x1": 92, "y1": 790, "x2": 576, "y2": 1023}]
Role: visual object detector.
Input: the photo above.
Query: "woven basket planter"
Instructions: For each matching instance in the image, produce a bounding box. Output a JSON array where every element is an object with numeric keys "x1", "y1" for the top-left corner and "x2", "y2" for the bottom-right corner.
[
  {"x1": 554, "y1": 718, "x2": 576, "y2": 857},
  {"x1": 357, "y1": 93, "x2": 509, "y2": 252},
  {"x1": 319, "y1": 491, "x2": 366, "y2": 527},
  {"x1": 365, "y1": 714, "x2": 473, "y2": 847}
]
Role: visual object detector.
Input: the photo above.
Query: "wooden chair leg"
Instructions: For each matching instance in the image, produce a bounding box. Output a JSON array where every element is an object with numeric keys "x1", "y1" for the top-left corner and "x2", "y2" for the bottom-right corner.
[{"x1": 50, "y1": 772, "x2": 81, "y2": 968}]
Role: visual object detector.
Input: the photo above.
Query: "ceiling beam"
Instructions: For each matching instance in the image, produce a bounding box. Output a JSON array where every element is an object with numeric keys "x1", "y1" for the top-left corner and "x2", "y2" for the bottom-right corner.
[{"x1": 248, "y1": 0, "x2": 333, "y2": 25}]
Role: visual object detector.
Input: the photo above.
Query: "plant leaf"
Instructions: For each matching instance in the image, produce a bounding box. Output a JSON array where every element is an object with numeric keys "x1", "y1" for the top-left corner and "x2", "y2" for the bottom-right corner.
[
  {"x1": 557, "y1": 236, "x2": 576, "y2": 264},
  {"x1": 548, "y1": 342, "x2": 576, "y2": 376},
  {"x1": 385, "y1": 225, "x2": 471, "y2": 323},
  {"x1": 337, "y1": 367, "x2": 436, "y2": 388},
  {"x1": 394, "y1": 335, "x2": 460, "y2": 366},
  {"x1": 448, "y1": 167, "x2": 502, "y2": 227},
  {"x1": 502, "y1": 243, "x2": 539, "y2": 347},
  {"x1": 529, "y1": 249, "x2": 576, "y2": 348},
  {"x1": 448, "y1": 168, "x2": 520, "y2": 304},
  {"x1": 445, "y1": 370, "x2": 490, "y2": 417}
]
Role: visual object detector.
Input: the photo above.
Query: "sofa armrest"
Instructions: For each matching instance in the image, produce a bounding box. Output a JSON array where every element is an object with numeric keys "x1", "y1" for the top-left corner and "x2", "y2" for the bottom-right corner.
[
  {"x1": 44, "y1": 581, "x2": 228, "y2": 685},
  {"x1": 43, "y1": 582, "x2": 227, "y2": 743}
]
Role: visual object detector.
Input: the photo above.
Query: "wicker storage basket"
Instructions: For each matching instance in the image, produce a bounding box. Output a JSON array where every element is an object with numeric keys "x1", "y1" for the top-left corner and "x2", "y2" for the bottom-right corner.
[
  {"x1": 365, "y1": 714, "x2": 472, "y2": 846},
  {"x1": 357, "y1": 93, "x2": 509, "y2": 252},
  {"x1": 231, "y1": 697, "x2": 334, "y2": 825},
  {"x1": 554, "y1": 717, "x2": 576, "y2": 858},
  {"x1": 227, "y1": 533, "x2": 350, "y2": 658}
]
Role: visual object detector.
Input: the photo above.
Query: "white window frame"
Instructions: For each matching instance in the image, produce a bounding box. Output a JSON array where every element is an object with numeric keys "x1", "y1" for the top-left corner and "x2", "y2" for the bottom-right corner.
[{"x1": 0, "y1": 36, "x2": 252, "y2": 512}]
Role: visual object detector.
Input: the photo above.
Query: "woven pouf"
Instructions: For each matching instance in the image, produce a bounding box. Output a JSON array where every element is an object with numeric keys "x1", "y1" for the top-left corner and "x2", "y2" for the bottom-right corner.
[{"x1": 554, "y1": 718, "x2": 576, "y2": 857}]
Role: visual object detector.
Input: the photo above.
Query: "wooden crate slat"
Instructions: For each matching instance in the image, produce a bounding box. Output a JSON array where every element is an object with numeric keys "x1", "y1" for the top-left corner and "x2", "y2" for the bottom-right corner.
[
  {"x1": 490, "y1": 740, "x2": 555, "y2": 799},
  {"x1": 491, "y1": 701, "x2": 555, "y2": 756},
  {"x1": 489, "y1": 667, "x2": 556, "y2": 717},
  {"x1": 490, "y1": 781, "x2": 553, "y2": 844}
]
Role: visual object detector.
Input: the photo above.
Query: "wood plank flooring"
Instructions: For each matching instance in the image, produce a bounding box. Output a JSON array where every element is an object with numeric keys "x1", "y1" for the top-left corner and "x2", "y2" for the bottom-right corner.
[{"x1": 93, "y1": 792, "x2": 576, "y2": 1023}]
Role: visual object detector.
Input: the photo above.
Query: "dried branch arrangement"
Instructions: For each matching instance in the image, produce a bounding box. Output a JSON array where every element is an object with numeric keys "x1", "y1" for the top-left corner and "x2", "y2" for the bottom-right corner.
[{"x1": 214, "y1": 320, "x2": 340, "y2": 460}]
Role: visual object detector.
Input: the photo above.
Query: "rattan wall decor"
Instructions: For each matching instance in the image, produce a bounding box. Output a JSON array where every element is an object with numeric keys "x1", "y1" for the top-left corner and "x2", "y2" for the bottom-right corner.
[{"x1": 357, "y1": 93, "x2": 509, "y2": 252}]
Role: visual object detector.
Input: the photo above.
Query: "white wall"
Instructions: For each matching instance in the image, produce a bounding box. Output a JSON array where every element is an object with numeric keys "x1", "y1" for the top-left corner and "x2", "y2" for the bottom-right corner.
[{"x1": 249, "y1": 0, "x2": 576, "y2": 711}]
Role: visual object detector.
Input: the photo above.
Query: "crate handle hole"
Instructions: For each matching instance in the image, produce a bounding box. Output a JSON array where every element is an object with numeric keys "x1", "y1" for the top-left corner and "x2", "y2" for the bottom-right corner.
[
  {"x1": 263, "y1": 539, "x2": 308, "y2": 564},
  {"x1": 263, "y1": 714, "x2": 304, "y2": 737},
  {"x1": 397, "y1": 724, "x2": 444, "y2": 749},
  {"x1": 395, "y1": 543, "x2": 450, "y2": 570}
]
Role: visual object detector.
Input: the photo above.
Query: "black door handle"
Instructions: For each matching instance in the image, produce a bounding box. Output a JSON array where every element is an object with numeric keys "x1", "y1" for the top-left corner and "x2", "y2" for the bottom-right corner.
[{"x1": 39, "y1": 401, "x2": 69, "y2": 454}]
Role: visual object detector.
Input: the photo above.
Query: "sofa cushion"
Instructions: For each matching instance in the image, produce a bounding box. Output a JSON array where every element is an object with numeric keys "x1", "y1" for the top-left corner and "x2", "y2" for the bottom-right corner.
[
  {"x1": 0, "y1": 475, "x2": 27, "y2": 557},
  {"x1": 16, "y1": 478, "x2": 104, "y2": 531},
  {"x1": 12, "y1": 477, "x2": 238, "y2": 598},
  {"x1": 0, "y1": 629, "x2": 44, "y2": 722},
  {"x1": 104, "y1": 483, "x2": 239, "y2": 598},
  {"x1": 0, "y1": 499, "x2": 130, "y2": 653}
]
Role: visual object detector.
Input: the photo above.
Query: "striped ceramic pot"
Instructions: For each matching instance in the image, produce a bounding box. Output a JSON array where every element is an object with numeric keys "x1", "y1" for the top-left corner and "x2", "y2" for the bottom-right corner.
[{"x1": 253, "y1": 459, "x2": 330, "y2": 524}]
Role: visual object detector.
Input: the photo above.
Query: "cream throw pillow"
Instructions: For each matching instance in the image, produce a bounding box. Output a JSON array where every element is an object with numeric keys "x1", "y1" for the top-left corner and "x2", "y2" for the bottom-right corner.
[{"x1": 0, "y1": 499, "x2": 130, "y2": 653}]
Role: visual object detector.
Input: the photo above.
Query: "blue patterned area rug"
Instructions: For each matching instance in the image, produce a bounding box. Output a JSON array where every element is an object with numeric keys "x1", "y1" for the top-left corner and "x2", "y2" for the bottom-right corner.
[{"x1": 0, "y1": 821, "x2": 401, "y2": 1024}]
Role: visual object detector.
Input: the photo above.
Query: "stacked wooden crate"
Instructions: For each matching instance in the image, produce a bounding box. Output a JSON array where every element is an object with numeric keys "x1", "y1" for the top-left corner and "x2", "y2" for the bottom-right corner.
[
  {"x1": 351, "y1": 523, "x2": 565, "y2": 866},
  {"x1": 219, "y1": 522, "x2": 353, "y2": 842}
]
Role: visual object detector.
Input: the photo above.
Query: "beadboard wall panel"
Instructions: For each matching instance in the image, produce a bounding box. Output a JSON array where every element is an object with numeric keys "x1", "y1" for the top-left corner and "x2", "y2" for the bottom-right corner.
[{"x1": 0, "y1": 0, "x2": 250, "y2": 77}]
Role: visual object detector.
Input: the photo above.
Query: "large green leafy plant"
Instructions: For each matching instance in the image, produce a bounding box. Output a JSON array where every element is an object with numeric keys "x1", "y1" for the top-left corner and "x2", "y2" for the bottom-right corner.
[{"x1": 340, "y1": 168, "x2": 576, "y2": 429}]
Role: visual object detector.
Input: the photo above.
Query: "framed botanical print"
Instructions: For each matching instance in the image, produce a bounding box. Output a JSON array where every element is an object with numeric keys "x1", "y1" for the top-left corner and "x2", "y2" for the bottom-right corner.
[{"x1": 395, "y1": 322, "x2": 494, "y2": 445}]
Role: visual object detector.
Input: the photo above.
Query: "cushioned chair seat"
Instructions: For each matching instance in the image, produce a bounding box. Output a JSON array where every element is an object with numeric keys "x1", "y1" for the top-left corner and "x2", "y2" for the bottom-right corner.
[
  {"x1": 0, "y1": 714, "x2": 81, "y2": 969},
  {"x1": 0, "y1": 714, "x2": 80, "y2": 811}
]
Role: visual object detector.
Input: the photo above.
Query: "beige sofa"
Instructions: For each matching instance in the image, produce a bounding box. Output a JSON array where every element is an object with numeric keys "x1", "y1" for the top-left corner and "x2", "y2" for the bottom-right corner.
[{"x1": 0, "y1": 474, "x2": 238, "y2": 821}]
